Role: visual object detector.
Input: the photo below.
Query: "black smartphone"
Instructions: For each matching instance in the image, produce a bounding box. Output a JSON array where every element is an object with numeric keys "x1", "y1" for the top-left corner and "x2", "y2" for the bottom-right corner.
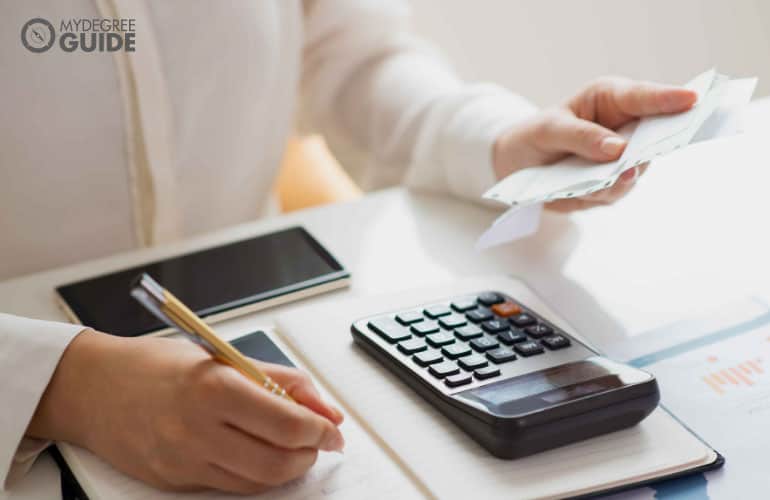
[{"x1": 55, "y1": 226, "x2": 349, "y2": 337}]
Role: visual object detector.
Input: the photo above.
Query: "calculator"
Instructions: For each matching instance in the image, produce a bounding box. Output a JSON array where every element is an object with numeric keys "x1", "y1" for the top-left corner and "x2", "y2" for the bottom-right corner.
[{"x1": 351, "y1": 291, "x2": 659, "y2": 458}]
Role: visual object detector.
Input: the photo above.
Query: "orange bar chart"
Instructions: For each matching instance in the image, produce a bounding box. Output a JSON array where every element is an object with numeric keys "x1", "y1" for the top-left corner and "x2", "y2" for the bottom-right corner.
[{"x1": 703, "y1": 358, "x2": 764, "y2": 395}]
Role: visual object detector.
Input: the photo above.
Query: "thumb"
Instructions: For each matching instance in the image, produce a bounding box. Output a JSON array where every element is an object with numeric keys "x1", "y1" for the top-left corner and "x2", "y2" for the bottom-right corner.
[{"x1": 537, "y1": 112, "x2": 627, "y2": 162}]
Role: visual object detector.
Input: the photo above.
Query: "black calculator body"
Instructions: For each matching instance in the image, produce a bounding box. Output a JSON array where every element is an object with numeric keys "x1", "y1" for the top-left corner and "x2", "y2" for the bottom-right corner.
[{"x1": 351, "y1": 291, "x2": 659, "y2": 459}]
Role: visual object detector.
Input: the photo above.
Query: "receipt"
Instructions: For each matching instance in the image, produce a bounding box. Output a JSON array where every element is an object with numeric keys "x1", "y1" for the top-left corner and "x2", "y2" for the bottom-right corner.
[
  {"x1": 477, "y1": 68, "x2": 757, "y2": 250},
  {"x1": 483, "y1": 69, "x2": 755, "y2": 209}
]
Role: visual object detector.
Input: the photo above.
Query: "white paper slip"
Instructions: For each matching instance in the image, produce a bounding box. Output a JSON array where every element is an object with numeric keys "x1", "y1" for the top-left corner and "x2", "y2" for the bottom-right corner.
[
  {"x1": 477, "y1": 68, "x2": 757, "y2": 250},
  {"x1": 475, "y1": 203, "x2": 542, "y2": 251},
  {"x1": 692, "y1": 77, "x2": 758, "y2": 142},
  {"x1": 483, "y1": 69, "x2": 756, "y2": 206}
]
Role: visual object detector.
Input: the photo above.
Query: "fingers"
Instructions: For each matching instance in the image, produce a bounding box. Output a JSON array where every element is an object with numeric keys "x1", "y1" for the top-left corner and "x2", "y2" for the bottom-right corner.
[
  {"x1": 603, "y1": 77, "x2": 697, "y2": 118},
  {"x1": 207, "y1": 424, "x2": 318, "y2": 489},
  {"x1": 257, "y1": 362, "x2": 344, "y2": 425},
  {"x1": 569, "y1": 77, "x2": 697, "y2": 130},
  {"x1": 534, "y1": 109, "x2": 627, "y2": 162},
  {"x1": 616, "y1": 80, "x2": 697, "y2": 116},
  {"x1": 213, "y1": 367, "x2": 345, "y2": 452}
]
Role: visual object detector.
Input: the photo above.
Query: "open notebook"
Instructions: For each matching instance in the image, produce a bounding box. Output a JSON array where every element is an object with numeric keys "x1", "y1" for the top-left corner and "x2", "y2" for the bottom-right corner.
[{"x1": 54, "y1": 277, "x2": 721, "y2": 499}]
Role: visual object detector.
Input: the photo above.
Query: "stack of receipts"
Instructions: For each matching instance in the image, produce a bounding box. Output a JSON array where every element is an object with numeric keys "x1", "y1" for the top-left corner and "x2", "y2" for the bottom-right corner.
[{"x1": 476, "y1": 68, "x2": 757, "y2": 250}]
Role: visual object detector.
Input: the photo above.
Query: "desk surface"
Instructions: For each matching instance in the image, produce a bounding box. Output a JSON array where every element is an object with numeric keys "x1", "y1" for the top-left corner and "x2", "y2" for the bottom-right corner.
[{"x1": 3, "y1": 98, "x2": 769, "y2": 499}]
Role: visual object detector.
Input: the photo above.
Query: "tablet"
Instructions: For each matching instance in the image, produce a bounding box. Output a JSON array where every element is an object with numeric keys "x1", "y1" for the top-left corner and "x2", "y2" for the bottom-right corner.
[{"x1": 55, "y1": 226, "x2": 350, "y2": 337}]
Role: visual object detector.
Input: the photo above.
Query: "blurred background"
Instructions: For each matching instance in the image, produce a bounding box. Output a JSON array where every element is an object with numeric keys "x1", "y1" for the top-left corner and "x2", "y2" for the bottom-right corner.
[{"x1": 409, "y1": 0, "x2": 770, "y2": 105}]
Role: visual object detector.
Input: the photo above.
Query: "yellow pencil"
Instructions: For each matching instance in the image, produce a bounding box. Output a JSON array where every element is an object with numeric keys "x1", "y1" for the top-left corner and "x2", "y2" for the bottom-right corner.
[{"x1": 131, "y1": 273, "x2": 294, "y2": 402}]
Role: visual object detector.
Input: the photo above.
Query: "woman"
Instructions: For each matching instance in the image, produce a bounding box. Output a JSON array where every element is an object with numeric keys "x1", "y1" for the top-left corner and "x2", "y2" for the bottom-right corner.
[{"x1": 1, "y1": 0, "x2": 696, "y2": 494}]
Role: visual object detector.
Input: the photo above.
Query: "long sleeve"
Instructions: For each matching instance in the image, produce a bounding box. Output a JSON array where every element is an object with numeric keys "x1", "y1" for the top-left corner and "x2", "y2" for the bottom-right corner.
[
  {"x1": 0, "y1": 314, "x2": 85, "y2": 489},
  {"x1": 299, "y1": 0, "x2": 537, "y2": 202}
]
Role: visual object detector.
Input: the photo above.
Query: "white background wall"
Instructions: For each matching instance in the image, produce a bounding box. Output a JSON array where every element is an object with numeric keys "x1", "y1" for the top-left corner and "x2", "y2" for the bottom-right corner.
[{"x1": 410, "y1": 0, "x2": 770, "y2": 107}]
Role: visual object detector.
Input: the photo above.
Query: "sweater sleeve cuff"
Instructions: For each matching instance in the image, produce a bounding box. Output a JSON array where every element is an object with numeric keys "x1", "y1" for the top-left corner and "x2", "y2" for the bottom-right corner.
[
  {"x1": 405, "y1": 83, "x2": 538, "y2": 203},
  {"x1": 0, "y1": 314, "x2": 85, "y2": 490}
]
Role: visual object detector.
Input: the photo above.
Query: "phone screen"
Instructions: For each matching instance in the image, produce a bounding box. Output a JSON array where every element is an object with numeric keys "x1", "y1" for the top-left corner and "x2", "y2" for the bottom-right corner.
[{"x1": 56, "y1": 227, "x2": 348, "y2": 337}]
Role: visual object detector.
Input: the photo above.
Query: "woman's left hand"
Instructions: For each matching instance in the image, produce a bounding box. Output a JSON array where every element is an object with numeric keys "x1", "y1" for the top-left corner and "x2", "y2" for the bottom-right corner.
[{"x1": 492, "y1": 77, "x2": 697, "y2": 212}]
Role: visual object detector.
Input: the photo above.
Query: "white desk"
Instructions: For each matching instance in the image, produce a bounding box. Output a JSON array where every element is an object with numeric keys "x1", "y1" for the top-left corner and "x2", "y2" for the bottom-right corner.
[{"x1": 3, "y1": 98, "x2": 769, "y2": 499}]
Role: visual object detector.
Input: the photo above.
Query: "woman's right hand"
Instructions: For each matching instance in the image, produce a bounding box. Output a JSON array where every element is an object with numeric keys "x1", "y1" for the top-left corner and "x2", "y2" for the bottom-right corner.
[{"x1": 26, "y1": 329, "x2": 345, "y2": 494}]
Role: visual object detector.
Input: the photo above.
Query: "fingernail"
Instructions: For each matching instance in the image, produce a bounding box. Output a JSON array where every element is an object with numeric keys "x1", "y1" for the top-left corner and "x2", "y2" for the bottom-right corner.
[
  {"x1": 322, "y1": 431, "x2": 345, "y2": 452},
  {"x1": 599, "y1": 136, "x2": 626, "y2": 157},
  {"x1": 620, "y1": 167, "x2": 637, "y2": 184}
]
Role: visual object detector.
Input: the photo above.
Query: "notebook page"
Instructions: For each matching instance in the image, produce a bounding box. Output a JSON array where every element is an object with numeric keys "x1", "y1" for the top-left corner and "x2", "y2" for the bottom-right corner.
[
  {"x1": 57, "y1": 338, "x2": 422, "y2": 500},
  {"x1": 60, "y1": 422, "x2": 415, "y2": 500},
  {"x1": 274, "y1": 277, "x2": 714, "y2": 500}
]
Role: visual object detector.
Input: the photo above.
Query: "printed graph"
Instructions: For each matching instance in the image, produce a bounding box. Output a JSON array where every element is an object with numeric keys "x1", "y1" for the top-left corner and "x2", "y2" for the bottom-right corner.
[{"x1": 702, "y1": 357, "x2": 765, "y2": 395}]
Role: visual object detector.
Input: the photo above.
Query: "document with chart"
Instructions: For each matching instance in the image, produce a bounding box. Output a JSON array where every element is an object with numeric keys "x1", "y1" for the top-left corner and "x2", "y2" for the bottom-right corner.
[{"x1": 606, "y1": 297, "x2": 770, "y2": 499}]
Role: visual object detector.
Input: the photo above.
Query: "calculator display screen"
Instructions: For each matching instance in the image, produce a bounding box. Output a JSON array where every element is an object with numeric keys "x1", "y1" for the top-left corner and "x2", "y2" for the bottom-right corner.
[{"x1": 458, "y1": 358, "x2": 649, "y2": 416}]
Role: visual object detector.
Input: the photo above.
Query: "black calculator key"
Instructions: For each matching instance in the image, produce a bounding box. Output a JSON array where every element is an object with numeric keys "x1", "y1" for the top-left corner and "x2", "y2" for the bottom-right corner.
[
  {"x1": 525, "y1": 324, "x2": 553, "y2": 338},
  {"x1": 478, "y1": 292, "x2": 505, "y2": 306},
  {"x1": 510, "y1": 313, "x2": 537, "y2": 327},
  {"x1": 458, "y1": 354, "x2": 488, "y2": 370},
  {"x1": 411, "y1": 320, "x2": 440, "y2": 336},
  {"x1": 439, "y1": 314, "x2": 467, "y2": 329},
  {"x1": 442, "y1": 343, "x2": 472, "y2": 359},
  {"x1": 467, "y1": 309, "x2": 493, "y2": 323},
  {"x1": 470, "y1": 337, "x2": 499, "y2": 352},
  {"x1": 455, "y1": 325, "x2": 484, "y2": 341},
  {"x1": 368, "y1": 318, "x2": 411, "y2": 343},
  {"x1": 486, "y1": 347, "x2": 517, "y2": 364},
  {"x1": 498, "y1": 329, "x2": 528, "y2": 345},
  {"x1": 429, "y1": 361, "x2": 460, "y2": 379},
  {"x1": 445, "y1": 373, "x2": 472, "y2": 388},
  {"x1": 542, "y1": 334, "x2": 571, "y2": 350},
  {"x1": 424, "y1": 305, "x2": 452, "y2": 319},
  {"x1": 413, "y1": 350, "x2": 443, "y2": 366},
  {"x1": 396, "y1": 311, "x2": 424, "y2": 325},
  {"x1": 514, "y1": 341, "x2": 545, "y2": 357},
  {"x1": 451, "y1": 298, "x2": 478, "y2": 312},
  {"x1": 474, "y1": 366, "x2": 501, "y2": 380},
  {"x1": 426, "y1": 332, "x2": 455, "y2": 347},
  {"x1": 398, "y1": 338, "x2": 427, "y2": 354},
  {"x1": 481, "y1": 320, "x2": 509, "y2": 333}
]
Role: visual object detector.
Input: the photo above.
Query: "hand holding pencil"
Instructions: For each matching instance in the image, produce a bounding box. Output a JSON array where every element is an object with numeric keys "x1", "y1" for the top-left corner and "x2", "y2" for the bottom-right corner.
[
  {"x1": 31, "y1": 272, "x2": 346, "y2": 493},
  {"x1": 132, "y1": 273, "x2": 295, "y2": 402}
]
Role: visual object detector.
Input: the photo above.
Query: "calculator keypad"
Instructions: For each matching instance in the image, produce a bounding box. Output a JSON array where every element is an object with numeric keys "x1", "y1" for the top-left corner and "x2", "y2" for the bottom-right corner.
[
  {"x1": 426, "y1": 332, "x2": 455, "y2": 347},
  {"x1": 466, "y1": 309, "x2": 493, "y2": 323},
  {"x1": 455, "y1": 325, "x2": 483, "y2": 341},
  {"x1": 470, "y1": 337, "x2": 499, "y2": 352},
  {"x1": 439, "y1": 314, "x2": 467, "y2": 329},
  {"x1": 361, "y1": 291, "x2": 586, "y2": 394},
  {"x1": 486, "y1": 347, "x2": 517, "y2": 364},
  {"x1": 429, "y1": 361, "x2": 460, "y2": 378},
  {"x1": 411, "y1": 321, "x2": 440, "y2": 336},
  {"x1": 458, "y1": 354, "x2": 488, "y2": 370},
  {"x1": 398, "y1": 338, "x2": 427, "y2": 354},
  {"x1": 445, "y1": 373, "x2": 473, "y2": 387},
  {"x1": 413, "y1": 350, "x2": 443, "y2": 366},
  {"x1": 442, "y1": 343, "x2": 472, "y2": 359}
]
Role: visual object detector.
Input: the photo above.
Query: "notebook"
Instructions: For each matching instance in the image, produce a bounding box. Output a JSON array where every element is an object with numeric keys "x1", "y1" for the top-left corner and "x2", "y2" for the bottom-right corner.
[
  {"x1": 274, "y1": 276, "x2": 722, "y2": 499},
  {"x1": 53, "y1": 277, "x2": 721, "y2": 500}
]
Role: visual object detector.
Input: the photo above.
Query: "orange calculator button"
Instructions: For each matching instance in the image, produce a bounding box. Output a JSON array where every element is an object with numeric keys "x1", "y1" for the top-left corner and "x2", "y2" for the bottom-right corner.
[{"x1": 491, "y1": 301, "x2": 522, "y2": 317}]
